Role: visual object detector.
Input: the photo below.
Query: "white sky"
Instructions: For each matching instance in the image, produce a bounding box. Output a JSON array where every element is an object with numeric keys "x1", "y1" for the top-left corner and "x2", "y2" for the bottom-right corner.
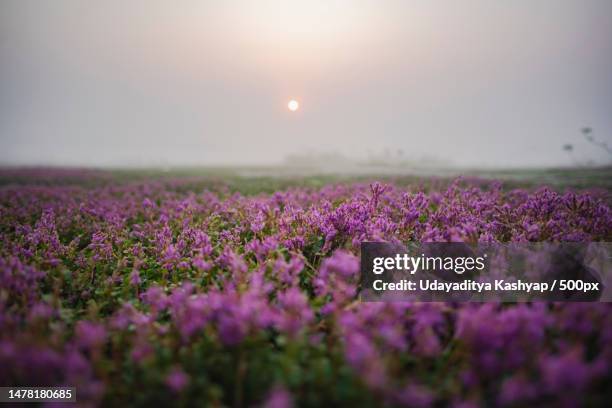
[{"x1": 1, "y1": 0, "x2": 611, "y2": 167}]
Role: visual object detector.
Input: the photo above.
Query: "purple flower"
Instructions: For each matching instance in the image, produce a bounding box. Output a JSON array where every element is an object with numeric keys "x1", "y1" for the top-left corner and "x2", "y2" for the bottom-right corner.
[
  {"x1": 74, "y1": 321, "x2": 106, "y2": 350},
  {"x1": 1, "y1": 171, "x2": 611, "y2": 405},
  {"x1": 275, "y1": 287, "x2": 313, "y2": 338},
  {"x1": 129, "y1": 269, "x2": 141, "y2": 286},
  {"x1": 395, "y1": 384, "x2": 434, "y2": 408},
  {"x1": 262, "y1": 386, "x2": 293, "y2": 408},
  {"x1": 218, "y1": 314, "x2": 246, "y2": 346},
  {"x1": 165, "y1": 367, "x2": 189, "y2": 393}
]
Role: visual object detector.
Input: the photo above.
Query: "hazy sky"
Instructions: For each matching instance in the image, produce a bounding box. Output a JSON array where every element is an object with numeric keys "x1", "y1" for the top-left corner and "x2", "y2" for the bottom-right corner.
[{"x1": 1, "y1": 0, "x2": 611, "y2": 167}]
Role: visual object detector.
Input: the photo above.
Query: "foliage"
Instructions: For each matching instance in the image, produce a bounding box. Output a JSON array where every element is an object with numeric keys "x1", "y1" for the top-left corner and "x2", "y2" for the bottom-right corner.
[{"x1": 1, "y1": 171, "x2": 611, "y2": 407}]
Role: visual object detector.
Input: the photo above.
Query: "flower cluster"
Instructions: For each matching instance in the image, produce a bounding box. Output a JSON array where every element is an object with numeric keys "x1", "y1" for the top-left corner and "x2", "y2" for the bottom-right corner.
[{"x1": 0, "y1": 172, "x2": 610, "y2": 407}]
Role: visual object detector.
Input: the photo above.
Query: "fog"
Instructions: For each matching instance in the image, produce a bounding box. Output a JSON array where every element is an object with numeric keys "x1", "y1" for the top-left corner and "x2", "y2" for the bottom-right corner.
[{"x1": 1, "y1": 0, "x2": 611, "y2": 168}]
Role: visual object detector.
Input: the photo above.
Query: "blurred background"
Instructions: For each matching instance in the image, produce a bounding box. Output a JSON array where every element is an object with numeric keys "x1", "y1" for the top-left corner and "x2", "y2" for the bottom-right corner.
[{"x1": 1, "y1": 0, "x2": 611, "y2": 171}]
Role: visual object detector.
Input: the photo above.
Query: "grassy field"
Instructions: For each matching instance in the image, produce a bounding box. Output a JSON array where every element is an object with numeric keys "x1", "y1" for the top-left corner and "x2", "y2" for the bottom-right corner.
[
  {"x1": 0, "y1": 165, "x2": 611, "y2": 406},
  {"x1": 1, "y1": 165, "x2": 611, "y2": 193}
]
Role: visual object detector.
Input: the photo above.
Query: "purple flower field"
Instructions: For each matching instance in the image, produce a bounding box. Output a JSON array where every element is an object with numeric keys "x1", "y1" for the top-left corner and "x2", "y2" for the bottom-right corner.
[{"x1": 0, "y1": 170, "x2": 611, "y2": 407}]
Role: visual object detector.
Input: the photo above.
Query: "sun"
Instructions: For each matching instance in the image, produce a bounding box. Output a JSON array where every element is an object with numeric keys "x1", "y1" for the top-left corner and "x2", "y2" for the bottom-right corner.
[{"x1": 288, "y1": 99, "x2": 299, "y2": 112}]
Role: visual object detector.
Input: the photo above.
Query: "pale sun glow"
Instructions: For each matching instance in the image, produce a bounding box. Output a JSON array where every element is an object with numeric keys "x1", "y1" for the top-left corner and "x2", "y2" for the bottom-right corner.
[{"x1": 288, "y1": 99, "x2": 299, "y2": 112}]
